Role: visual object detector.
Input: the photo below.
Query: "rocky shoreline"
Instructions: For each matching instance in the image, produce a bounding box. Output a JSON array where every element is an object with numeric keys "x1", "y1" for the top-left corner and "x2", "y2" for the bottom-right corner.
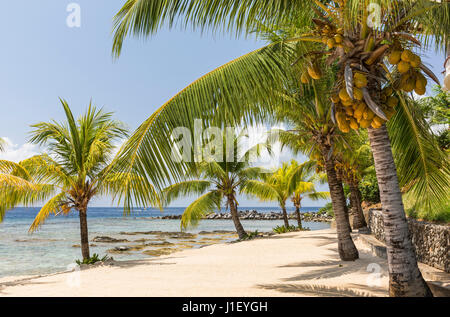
[{"x1": 152, "y1": 210, "x2": 333, "y2": 223}]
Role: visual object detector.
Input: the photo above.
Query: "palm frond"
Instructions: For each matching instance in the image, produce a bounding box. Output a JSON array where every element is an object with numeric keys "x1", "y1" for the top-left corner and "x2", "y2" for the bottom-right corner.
[
  {"x1": 163, "y1": 180, "x2": 212, "y2": 206},
  {"x1": 181, "y1": 190, "x2": 222, "y2": 230},
  {"x1": 112, "y1": 0, "x2": 309, "y2": 57},
  {"x1": 114, "y1": 42, "x2": 296, "y2": 197},
  {"x1": 388, "y1": 95, "x2": 450, "y2": 212},
  {"x1": 29, "y1": 192, "x2": 69, "y2": 233},
  {"x1": 241, "y1": 179, "x2": 280, "y2": 202},
  {"x1": 307, "y1": 191, "x2": 330, "y2": 201}
]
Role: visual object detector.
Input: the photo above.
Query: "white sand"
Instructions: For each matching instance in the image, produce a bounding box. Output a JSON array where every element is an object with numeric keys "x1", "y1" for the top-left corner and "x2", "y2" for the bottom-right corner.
[{"x1": 0, "y1": 229, "x2": 391, "y2": 297}]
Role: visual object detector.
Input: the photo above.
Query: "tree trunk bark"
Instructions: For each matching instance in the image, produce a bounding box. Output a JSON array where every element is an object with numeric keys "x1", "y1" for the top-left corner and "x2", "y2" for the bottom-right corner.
[
  {"x1": 295, "y1": 205, "x2": 302, "y2": 229},
  {"x1": 228, "y1": 196, "x2": 247, "y2": 240},
  {"x1": 78, "y1": 208, "x2": 90, "y2": 261},
  {"x1": 349, "y1": 182, "x2": 367, "y2": 229},
  {"x1": 368, "y1": 125, "x2": 432, "y2": 297},
  {"x1": 320, "y1": 144, "x2": 359, "y2": 261},
  {"x1": 281, "y1": 206, "x2": 290, "y2": 228}
]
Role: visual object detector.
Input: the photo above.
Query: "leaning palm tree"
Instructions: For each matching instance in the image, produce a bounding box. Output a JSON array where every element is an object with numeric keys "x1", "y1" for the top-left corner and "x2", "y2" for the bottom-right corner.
[
  {"x1": 163, "y1": 133, "x2": 266, "y2": 240},
  {"x1": 0, "y1": 100, "x2": 159, "y2": 261},
  {"x1": 112, "y1": 0, "x2": 449, "y2": 296}
]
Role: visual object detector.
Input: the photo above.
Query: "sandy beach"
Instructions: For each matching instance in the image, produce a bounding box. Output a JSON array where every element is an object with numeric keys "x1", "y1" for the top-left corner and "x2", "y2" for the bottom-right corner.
[{"x1": 0, "y1": 229, "x2": 395, "y2": 297}]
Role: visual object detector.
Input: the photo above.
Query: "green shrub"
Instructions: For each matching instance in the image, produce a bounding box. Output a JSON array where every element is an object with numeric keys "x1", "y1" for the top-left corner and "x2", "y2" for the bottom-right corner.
[
  {"x1": 76, "y1": 254, "x2": 111, "y2": 266},
  {"x1": 359, "y1": 174, "x2": 380, "y2": 204},
  {"x1": 273, "y1": 225, "x2": 298, "y2": 234},
  {"x1": 405, "y1": 201, "x2": 450, "y2": 223},
  {"x1": 239, "y1": 230, "x2": 262, "y2": 241}
]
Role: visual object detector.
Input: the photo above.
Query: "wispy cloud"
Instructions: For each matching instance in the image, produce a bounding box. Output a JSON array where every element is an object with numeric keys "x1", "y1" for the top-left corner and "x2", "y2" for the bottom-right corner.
[{"x1": 0, "y1": 137, "x2": 40, "y2": 162}]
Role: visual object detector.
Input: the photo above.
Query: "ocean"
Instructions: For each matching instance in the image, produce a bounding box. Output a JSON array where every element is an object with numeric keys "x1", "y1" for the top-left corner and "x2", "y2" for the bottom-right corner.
[{"x1": 0, "y1": 207, "x2": 330, "y2": 278}]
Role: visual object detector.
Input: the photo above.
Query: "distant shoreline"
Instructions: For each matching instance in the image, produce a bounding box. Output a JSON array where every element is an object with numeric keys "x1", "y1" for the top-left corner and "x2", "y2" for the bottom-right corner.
[{"x1": 152, "y1": 210, "x2": 332, "y2": 222}]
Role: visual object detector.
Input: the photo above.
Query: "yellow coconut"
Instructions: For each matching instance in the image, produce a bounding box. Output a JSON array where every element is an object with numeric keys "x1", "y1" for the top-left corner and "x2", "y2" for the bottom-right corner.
[
  {"x1": 339, "y1": 88, "x2": 351, "y2": 101},
  {"x1": 383, "y1": 86, "x2": 394, "y2": 96},
  {"x1": 345, "y1": 107, "x2": 354, "y2": 116},
  {"x1": 415, "y1": 73, "x2": 427, "y2": 96},
  {"x1": 387, "y1": 96, "x2": 399, "y2": 108},
  {"x1": 397, "y1": 61, "x2": 411, "y2": 73},
  {"x1": 354, "y1": 73, "x2": 368, "y2": 88},
  {"x1": 353, "y1": 87, "x2": 364, "y2": 101},
  {"x1": 388, "y1": 50, "x2": 402, "y2": 65},
  {"x1": 363, "y1": 108, "x2": 375, "y2": 121},
  {"x1": 401, "y1": 50, "x2": 414, "y2": 63},
  {"x1": 403, "y1": 76, "x2": 416, "y2": 93},
  {"x1": 308, "y1": 65, "x2": 322, "y2": 80},
  {"x1": 410, "y1": 54, "x2": 422, "y2": 68},
  {"x1": 334, "y1": 34, "x2": 343, "y2": 44},
  {"x1": 360, "y1": 119, "x2": 372, "y2": 129},
  {"x1": 349, "y1": 118, "x2": 359, "y2": 130}
]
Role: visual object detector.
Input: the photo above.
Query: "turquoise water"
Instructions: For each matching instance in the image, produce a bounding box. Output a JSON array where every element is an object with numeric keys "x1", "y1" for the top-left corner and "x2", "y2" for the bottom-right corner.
[{"x1": 0, "y1": 207, "x2": 330, "y2": 278}]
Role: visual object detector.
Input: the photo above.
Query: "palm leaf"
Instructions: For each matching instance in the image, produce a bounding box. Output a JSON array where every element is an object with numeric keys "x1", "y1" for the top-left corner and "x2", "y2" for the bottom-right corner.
[{"x1": 181, "y1": 190, "x2": 222, "y2": 230}]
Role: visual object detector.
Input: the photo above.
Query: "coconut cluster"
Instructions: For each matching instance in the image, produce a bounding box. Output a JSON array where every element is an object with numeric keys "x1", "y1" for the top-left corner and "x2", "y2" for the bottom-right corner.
[
  {"x1": 331, "y1": 72, "x2": 396, "y2": 133},
  {"x1": 388, "y1": 48, "x2": 427, "y2": 95}
]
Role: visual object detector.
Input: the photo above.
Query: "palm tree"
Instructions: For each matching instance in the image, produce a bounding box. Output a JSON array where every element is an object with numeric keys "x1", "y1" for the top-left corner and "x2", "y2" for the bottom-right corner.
[
  {"x1": 243, "y1": 160, "x2": 329, "y2": 230},
  {"x1": 112, "y1": 0, "x2": 449, "y2": 296},
  {"x1": 0, "y1": 100, "x2": 159, "y2": 260},
  {"x1": 289, "y1": 161, "x2": 329, "y2": 229},
  {"x1": 163, "y1": 133, "x2": 266, "y2": 240},
  {"x1": 243, "y1": 162, "x2": 294, "y2": 228}
]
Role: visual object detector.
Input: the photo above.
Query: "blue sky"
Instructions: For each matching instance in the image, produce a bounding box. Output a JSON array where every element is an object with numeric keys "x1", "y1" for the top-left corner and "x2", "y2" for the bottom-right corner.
[{"x1": 0, "y1": 1, "x2": 447, "y2": 208}]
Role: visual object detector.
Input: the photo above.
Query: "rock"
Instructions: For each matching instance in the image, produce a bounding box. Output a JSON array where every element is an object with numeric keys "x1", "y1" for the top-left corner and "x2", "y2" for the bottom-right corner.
[
  {"x1": 93, "y1": 236, "x2": 129, "y2": 243},
  {"x1": 107, "y1": 246, "x2": 132, "y2": 254}
]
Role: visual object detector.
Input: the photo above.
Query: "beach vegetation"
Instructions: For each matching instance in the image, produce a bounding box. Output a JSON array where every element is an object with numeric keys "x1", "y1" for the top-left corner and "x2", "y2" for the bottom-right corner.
[{"x1": 76, "y1": 254, "x2": 111, "y2": 266}]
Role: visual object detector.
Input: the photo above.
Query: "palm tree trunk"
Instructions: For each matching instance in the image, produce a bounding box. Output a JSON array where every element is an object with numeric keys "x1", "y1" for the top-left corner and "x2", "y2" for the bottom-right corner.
[
  {"x1": 320, "y1": 144, "x2": 359, "y2": 261},
  {"x1": 228, "y1": 196, "x2": 247, "y2": 240},
  {"x1": 368, "y1": 125, "x2": 432, "y2": 297},
  {"x1": 295, "y1": 205, "x2": 302, "y2": 229},
  {"x1": 349, "y1": 182, "x2": 367, "y2": 229},
  {"x1": 78, "y1": 207, "x2": 90, "y2": 261},
  {"x1": 281, "y1": 206, "x2": 290, "y2": 228}
]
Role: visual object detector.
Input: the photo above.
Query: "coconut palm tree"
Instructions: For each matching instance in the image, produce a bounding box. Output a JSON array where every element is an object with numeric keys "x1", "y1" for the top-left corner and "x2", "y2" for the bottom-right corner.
[
  {"x1": 163, "y1": 133, "x2": 266, "y2": 240},
  {"x1": 0, "y1": 100, "x2": 160, "y2": 260},
  {"x1": 112, "y1": 0, "x2": 449, "y2": 296}
]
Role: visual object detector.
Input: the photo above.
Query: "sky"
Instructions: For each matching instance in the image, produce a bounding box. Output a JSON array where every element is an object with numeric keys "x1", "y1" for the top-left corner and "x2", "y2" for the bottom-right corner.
[{"x1": 0, "y1": 1, "x2": 447, "y2": 208}]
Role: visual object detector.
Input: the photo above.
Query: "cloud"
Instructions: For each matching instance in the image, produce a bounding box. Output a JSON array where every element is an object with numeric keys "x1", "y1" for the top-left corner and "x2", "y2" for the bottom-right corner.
[{"x1": 0, "y1": 137, "x2": 40, "y2": 162}]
